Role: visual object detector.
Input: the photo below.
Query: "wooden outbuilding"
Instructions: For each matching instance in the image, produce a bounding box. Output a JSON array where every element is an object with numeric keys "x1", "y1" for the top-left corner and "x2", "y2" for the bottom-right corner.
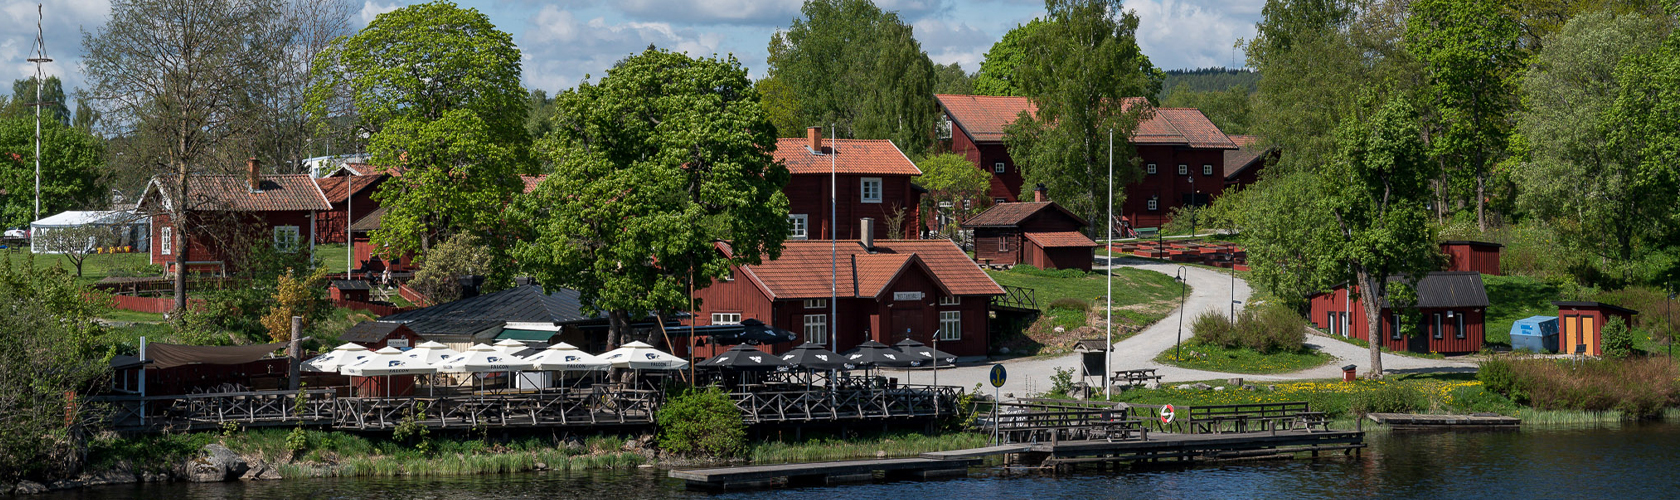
[
  {"x1": 339, "y1": 321, "x2": 422, "y2": 350},
  {"x1": 330, "y1": 279, "x2": 372, "y2": 302},
  {"x1": 962, "y1": 189, "x2": 1096, "y2": 271},
  {"x1": 1441, "y1": 241, "x2": 1502, "y2": 275},
  {"x1": 1553, "y1": 301, "x2": 1639, "y2": 356},
  {"x1": 1308, "y1": 272, "x2": 1490, "y2": 354}
]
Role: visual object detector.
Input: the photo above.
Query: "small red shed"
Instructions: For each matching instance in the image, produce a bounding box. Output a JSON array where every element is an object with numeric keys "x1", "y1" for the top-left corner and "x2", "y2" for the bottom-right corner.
[
  {"x1": 1023, "y1": 232, "x2": 1099, "y2": 272},
  {"x1": 1308, "y1": 272, "x2": 1490, "y2": 354},
  {"x1": 962, "y1": 190, "x2": 1095, "y2": 270},
  {"x1": 330, "y1": 279, "x2": 372, "y2": 302},
  {"x1": 340, "y1": 321, "x2": 422, "y2": 350},
  {"x1": 1441, "y1": 241, "x2": 1502, "y2": 275},
  {"x1": 1553, "y1": 301, "x2": 1639, "y2": 356}
]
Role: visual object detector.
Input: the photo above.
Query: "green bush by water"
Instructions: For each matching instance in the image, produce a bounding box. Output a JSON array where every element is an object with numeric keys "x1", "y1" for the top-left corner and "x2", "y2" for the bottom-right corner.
[{"x1": 657, "y1": 386, "x2": 746, "y2": 458}]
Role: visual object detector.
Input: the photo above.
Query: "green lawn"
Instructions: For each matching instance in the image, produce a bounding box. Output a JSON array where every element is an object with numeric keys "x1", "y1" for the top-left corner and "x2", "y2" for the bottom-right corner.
[
  {"x1": 4, "y1": 250, "x2": 152, "y2": 283},
  {"x1": 1482, "y1": 274, "x2": 1562, "y2": 348},
  {"x1": 314, "y1": 243, "x2": 351, "y2": 274},
  {"x1": 986, "y1": 265, "x2": 1187, "y2": 356},
  {"x1": 1155, "y1": 343, "x2": 1334, "y2": 374},
  {"x1": 99, "y1": 309, "x2": 166, "y2": 323}
]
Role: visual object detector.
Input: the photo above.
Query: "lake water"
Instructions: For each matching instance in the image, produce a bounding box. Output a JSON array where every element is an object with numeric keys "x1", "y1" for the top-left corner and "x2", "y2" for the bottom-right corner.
[{"x1": 42, "y1": 422, "x2": 1680, "y2": 500}]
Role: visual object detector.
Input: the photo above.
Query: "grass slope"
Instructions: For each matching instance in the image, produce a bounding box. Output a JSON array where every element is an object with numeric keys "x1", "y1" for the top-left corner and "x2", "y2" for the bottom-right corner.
[
  {"x1": 1482, "y1": 274, "x2": 1561, "y2": 348},
  {"x1": 3, "y1": 250, "x2": 150, "y2": 283},
  {"x1": 987, "y1": 266, "x2": 1186, "y2": 355},
  {"x1": 1155, "y1": 343, "x2": 1333, "y2": 375}
]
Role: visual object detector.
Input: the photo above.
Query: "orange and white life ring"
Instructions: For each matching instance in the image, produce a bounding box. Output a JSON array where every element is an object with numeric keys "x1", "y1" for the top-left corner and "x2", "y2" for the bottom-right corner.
[{"x1": 1160, "y1": 404, "x2": 1176, "y2": 424}]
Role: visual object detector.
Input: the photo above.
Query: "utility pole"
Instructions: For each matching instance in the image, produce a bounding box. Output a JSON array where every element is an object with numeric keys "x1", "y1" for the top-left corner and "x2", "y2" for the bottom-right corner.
[{"x1": 28, "y1": 4, "x2": 54, "y2": 221}]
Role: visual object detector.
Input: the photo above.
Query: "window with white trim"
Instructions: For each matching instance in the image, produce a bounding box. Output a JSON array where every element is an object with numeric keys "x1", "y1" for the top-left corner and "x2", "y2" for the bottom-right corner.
[
  {"x1": 1433, "y1": 313, "x2": 1443, "y2": 339},
  {"x1": 938, "y1": 311, "x2": 961, "y2": 341},
  {"x1": 997, "y1": 236, "x2": 1008, "y2": 252},
  {"x1": 1147, "y1": 196, "x2": 1158, "y2": 211},
  {"x1": 803, "y1": 298, "x2": 827, "y2": 309},
  {"x1": 711, "y1": 313, "x2": 742, "y2": 325},
  {"x1": 1456, "y1": 314, "x2": 1466, "y2": 339},
  {"x1": 939, "y1": 295, "x2": 960, "y2": 306},
  {"x1": 273, "y1": 226, "x2": 300, "y2": 253},
  {"x1": 1391, "y1": 313, "x2": 1402, "y2": 340},
  {"x1": 804, "y1": 314, "x2": 829, "y2": 345},
  {"x1": 993, "y1": 198, "x2": 1007, "y2": 204},
  {"x1": 861, "y1": 178, "x2": 882, "y2": 203},
  {"x1": 789, "y1": 214, "x2": 808, "y2": 239},
  {"x1": 1147, "y1": 163, "x2": 1157, "y2": 175},
  {"x1": 993, "y1": 162, "x2": 1006, "y2": 174},
  {"x1": 1177, "y1": 164, "x2": 1188, "y2": 175},
  {"x1": 160, "y1": 226, "x2": 172, "y2": 255},
  {"x1": 1203, "y1": 164, "x2": 1214, "y2": 176}
]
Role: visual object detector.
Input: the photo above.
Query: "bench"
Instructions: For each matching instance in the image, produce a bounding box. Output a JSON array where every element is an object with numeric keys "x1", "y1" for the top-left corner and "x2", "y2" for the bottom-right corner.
[
  {"x1": 1176, "y1": 402, "x2": 1319, "y2": 434},
  {"x1": 989, "y1": 405, "x2": 1149, "y2": 443},
  {"x1": 1134, "y1": 227, "x2": 1159, "y2": 239}
]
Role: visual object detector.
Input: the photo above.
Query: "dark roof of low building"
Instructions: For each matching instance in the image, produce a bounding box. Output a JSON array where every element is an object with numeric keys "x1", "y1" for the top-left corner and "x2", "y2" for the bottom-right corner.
[
  {"x1": 1024, "y1": 231, "x2": 1099, "y2": 248},
  {"x1": 331, "y1": 280, "x2": 371, "y2": 290},
  {"x1": 1553, "y1": 301, "x2": 1639, "y2": 315},
  {"x1": 340, "y1": 321, "x2": 410, "y2": 343},
  {"x1": 1442, "y1": 240, "x2": 1504, "y2": 248},
  {"x1": 1379, "y1": 272, "x2": 1490, "y2": 309},
  {"x1": 381, "y1": 284, "x2": 599, "y2": 325},
  {"x1": 962, "y1": 201, "x2": 1087, "y2": 228},
  {"x1": 1222, "y1": 135, "x2": 1273, "y2": 180},
  {"x1": 350, "y1": 206, "x2": 387, "y2": 232},
  {"x1": 400, "y1": 319, "x2": 505, "y2": 338}
]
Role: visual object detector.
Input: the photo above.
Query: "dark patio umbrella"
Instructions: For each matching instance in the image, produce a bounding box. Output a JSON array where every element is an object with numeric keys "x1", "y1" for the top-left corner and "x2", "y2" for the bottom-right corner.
[
  {"x1": 841, "y1": 340, "x2": 914, "y2": 369},
  {"x1": 778, "y1": 342, "x2": 846, "y2": 370},
  {"x1": 697, "y1": 344, "x2": 791, "y2": 371},
  {"x1": 893, "y1": 339, "x2": 957, "y2": 367},
  {"x1": 704, "y1": 319, "x2": 799, "y2": 346}
]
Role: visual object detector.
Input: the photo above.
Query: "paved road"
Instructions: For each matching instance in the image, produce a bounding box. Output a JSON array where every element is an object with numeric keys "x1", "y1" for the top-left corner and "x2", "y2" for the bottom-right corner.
[{"x1": 892, "y1": 258, "x2": 1476, "y2": 395}]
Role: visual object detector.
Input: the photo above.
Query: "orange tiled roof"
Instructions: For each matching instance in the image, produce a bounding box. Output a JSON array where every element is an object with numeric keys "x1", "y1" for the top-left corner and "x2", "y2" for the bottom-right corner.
[
  {"x1": 773, "y1": 138, "x2": 921, "y2": 176},
  {"x1": 1223, "y1": 135, "x2": 1272, "y2": 179},
  {"x1": 143, "y1": 174, "x2": 331, "y2": 212},
  {"x1": 720, "y1": 239, "x2": 1004, "y2": 300},
  {"x1": 521, "y1": 175, "x2": 547, "y2": 194},
  {"x1": 961, "y1": 201, "x2": 1086, "y2": 228},
  {"x1": 936, "y1": 94, "x2": 1237, "y2": 149},
  {"x1": 314, "y1": 174, "x2": 384, "y2": 204},
  {"x1": 1024, "y1": 231, "x2": 1098, "y2": 248}
]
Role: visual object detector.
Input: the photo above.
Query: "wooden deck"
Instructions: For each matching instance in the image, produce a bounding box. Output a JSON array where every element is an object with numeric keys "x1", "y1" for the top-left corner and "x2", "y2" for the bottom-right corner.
[
  {"x1": 1366, "y1": 413, "x2": 1520, "y2": 429},
  {"x1": 671, "y1": 457, "x2": 982, "y2": 489},
  {"x1": 919, "y1": 444, "x2": 1032, "y2": 460},
  {"x1": 1014, "y1": 429, "x2": 1365, "y2": 471}
]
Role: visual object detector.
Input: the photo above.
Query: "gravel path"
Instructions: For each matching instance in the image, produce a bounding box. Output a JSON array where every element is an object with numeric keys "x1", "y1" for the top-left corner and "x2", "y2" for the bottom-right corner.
[{"x1": 891, "y1": 258, "x2": 1476, "y2": 394}]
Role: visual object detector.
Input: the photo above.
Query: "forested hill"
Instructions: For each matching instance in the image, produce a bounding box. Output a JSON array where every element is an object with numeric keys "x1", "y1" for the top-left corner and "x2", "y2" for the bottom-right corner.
[{"x1": 1158, "y1": 68, "x2": 1260, "y2": 100}]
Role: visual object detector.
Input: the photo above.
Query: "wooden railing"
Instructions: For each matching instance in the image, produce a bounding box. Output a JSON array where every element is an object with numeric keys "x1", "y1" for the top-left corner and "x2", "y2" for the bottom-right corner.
[{"x1": 991, "y1": 285, "x2": 1038, "y2": 311}]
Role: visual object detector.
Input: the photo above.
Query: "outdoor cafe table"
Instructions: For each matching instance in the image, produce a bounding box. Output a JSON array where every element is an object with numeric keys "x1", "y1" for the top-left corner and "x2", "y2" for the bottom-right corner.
[{"x1": 1113, "y1": 368, "x2": 1163, "y2": 387}]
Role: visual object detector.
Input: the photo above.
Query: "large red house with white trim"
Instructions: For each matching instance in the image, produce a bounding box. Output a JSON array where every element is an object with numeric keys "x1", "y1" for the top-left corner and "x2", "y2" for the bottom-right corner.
[
  {"x1": 935, "y1": 94, "x2": 1241, "y2": 228},
  {"x1": 776, "y1": 128, "x2": 923, "y2": 240},
  {"x1": 138, "y1": 160, "x2": 331, "y2": 276}
]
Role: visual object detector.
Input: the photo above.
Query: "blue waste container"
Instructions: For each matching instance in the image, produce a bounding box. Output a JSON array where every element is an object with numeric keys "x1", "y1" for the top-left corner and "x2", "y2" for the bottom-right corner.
[{"x1": 1510, "y1": 316, "x2": 1559, "y2": 353}]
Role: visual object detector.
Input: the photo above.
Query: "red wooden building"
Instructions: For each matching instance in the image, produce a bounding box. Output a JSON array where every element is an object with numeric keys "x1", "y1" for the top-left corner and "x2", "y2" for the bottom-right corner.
[
  {"x1": 961, "y1": 187, "x2": 1096, "y2": 271},
  {"x1": 339, "y1": 321, "x2": 423, "y2": 350},
  {"x1": 1308, "y1": 272, "x2": 1490, "y2": 354},
  {"x1": 1553, "y1": 301, "x2": 1639, "y2": 356},
  {"x1": 685, "y1": 235, "x2": 1004, "y2": 358},
  {"x1": 1441, "y1": 241, "x2": 1502, "y2": 275},
  {"x1": 935, "y1": 94, "x2": 1239, "y2": 228},
  {"x1": 138, "y1": 160, "x2": 331, "y2": 275},
  {"x1": 313, "y1": 174, "x2": 385, "y2": 245},
  {"x1": 1222, "y1": 135, "x2": 1275, "y2": 189},
  {"x1": 776, "y1": 128, "x2": 922, "y2": 240}
]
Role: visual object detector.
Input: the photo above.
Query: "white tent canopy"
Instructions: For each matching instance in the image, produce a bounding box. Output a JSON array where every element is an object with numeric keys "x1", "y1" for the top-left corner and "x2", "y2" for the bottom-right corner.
[
  {"x1": 525, "y1": 342, "x2": 610, "y2": 372},
  {"x1": 29, "y1": 210, "x2": 150, "y2": 254},
  {"x1": 302, "y1": 343, "x2": 371, "y2": 373},
  {"x1": 439, "y1": 343, "x2": 531, "y2": 373},
  {"x1": 341, "y1": 346, "x2": 437, "y2": 376},
  {"x1": 600, "y1": 341, "x2": 689, "y2": 370}
]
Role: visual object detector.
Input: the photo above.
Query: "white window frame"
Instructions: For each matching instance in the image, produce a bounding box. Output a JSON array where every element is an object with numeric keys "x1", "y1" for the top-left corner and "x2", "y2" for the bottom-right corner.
[
  {"x1": 803, "y1": 298, "x2": 828, "y2": 309},
  {"x1": 160, "y1": 226, "x2": 172, "y2": 255},
  {"x1": 997, "y1": 236, "x2": 1008, "y2": 252},
  {"x1": 1391, "y1": 313, "x2": 1403, "y2": 340},
  {"x1": 1203, "y1": 164, "x2": 1214, "y2": 176},
  {"x1": 1147, "y1": 196, "x2": 1158, "y2": 211},
  {"x1": 273, "y1": 225, "x2": 300, "y2": 253},
  {"x1": 1456, "y1": 314, "x2": 1466, "y2": 339},
  {"x1": 1147, "y1": 163, "x2": 1157, "y2": 175},
  {"x1": 1177, "y1": 164, "x2": 1188, "y2": 175},
  {"x1": 993, "y1": 162, "x2": 1006, "y2": 174},
  {"x1": 939, "y1": 295, "x2": 960, "y2": 306},
  {"x1": 789, "y1": 214, "x2": 808, "y2": 240},
  {"x1": 861, "y1": 177, "x2": 882, "y2": 204},
  {"x1": 1433, "y1": 313, "x2": 1443, "y2": 339},
  {"x1": 938, "y1": 311, "x2": 961, "y2": 341},
  {"x1": 711, "y1": 313, "x2": 742, "y2": 325},
  {"x1": 993, "y1": 197, "x2": 1007, "y2": 204},
  {"x1": 804, "y1": 314, "x2": 829, "y2": 345}
]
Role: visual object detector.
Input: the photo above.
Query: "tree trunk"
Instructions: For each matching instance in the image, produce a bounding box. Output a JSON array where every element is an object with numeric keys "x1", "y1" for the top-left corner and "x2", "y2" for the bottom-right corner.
[
  {"x1": 1476, "y1": 173, "x2": 1486, "y2": 232},
  {"x1": 1357, "y1": 271, "x2": 1385, "y2": 380},
  {"x1": 172, "y1": 170, "x2": 190, "y2": 313}
]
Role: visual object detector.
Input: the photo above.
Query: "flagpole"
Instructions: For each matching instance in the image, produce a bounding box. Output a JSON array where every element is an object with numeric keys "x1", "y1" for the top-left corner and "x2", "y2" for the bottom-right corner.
[
  {"x1": 829, "y1": 125, "x2": 837, "y2": 352},
  {"x1": 1105, "y1": 128, "x2": 1113, "y2": 400}
]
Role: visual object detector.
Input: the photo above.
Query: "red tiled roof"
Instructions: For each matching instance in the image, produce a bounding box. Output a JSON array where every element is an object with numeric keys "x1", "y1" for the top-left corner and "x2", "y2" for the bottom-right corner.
[
  {"x1": 961, "y1": 201, "x2": 1086, "y2": 228},
  {"x1": 936, "y1": 94, "x2": 1237, "y2": 149},
  {"x1": 720, "y1": 239, "x2": 1004, "y2": 300},
  {"x1": 521, "y1": 175, "x2": 546, "y2": 194},
  {"x1": 1223, "y1": 135, "x2": 1272, "y2": 179},
  {"x1": 773, "y1": 138, "x2": 921, "y2": 176},
  {"x1": 1024, "y1": 231, "x2": 1098, "y2": 248},
  {"x1": 314, "y1": 174, "x2": 384, "y2": 204},
  {"x1": 144, "y1": 174, "x2": 330, "y2": 212}
]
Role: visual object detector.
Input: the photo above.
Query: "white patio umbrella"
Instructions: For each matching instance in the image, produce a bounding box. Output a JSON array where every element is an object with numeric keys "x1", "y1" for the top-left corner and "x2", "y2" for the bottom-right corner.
[
  {"x1": 302, "y1": 343, "x2": 371, "y2": 373},
  {"x1": 439, "y1": 343, "x2": 531, "y2": 394},
  {"x1": 340, "y1": 347, "x2": 436, "y2": 397},
  {"x1": 492, "y1": 338, "x2": 541, "y2": 358},
  {"x1": 526, "y1": 342, "x2": 610, "y2": 372},
  {"x1": 600, "y1": 341, "x2": 689, "y2": 370},
  {"x1": 399, "y1": 341, "x2": 462, "y2": 395}
]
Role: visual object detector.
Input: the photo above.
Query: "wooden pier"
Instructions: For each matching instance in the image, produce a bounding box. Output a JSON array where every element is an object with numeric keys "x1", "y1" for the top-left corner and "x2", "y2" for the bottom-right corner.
[
  {"x1": 1027, "y1": 430, "x2": 1365, "y2": 471},
  {"x1": 1366, "y1": 412, "x2": 1520, "y2": 429},
  {"x1": 671, "y1": 457, "x2": 982, "y2": 489}
]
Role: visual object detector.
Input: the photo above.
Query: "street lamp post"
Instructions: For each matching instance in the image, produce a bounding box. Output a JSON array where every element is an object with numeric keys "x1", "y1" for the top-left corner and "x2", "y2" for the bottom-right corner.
[{"x1": 1175, "y1": 266, "x2": 1189, "y2": 361}]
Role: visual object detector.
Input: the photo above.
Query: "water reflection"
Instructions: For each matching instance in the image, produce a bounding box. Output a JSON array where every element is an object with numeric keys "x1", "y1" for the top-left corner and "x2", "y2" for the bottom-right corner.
[{"x1": 45, "y1": 423, "x2": 1680, "y2": 500}]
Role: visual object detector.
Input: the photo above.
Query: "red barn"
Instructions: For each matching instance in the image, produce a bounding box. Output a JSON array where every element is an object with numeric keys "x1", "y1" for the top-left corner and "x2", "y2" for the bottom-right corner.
[
  {"x1": 1441, "y1": 241, "x2": 1502, "y2": 275},
  {"x1": 685, "y1": 236, "x2": 1004, "y2": 358},
  {"x1": 138, "y1": 160, "x2": 331, "y2": 276},
  {"x1": 1222, "y1": 135, "x2": 1275, "y2": 189},
  {"x1": 313, "y1": 174, "x2": 385, "y2": 245},
  {"x1": 1553, "y1": 301, "x2": 1638, "y2": 356},
  {"x1": 936, "y1": 94, "x2": 1238, "y2": 228},
  {"x1": 776, "y1": 128, "x2": 923, "y2": 240},
  {"x1": 1308, "y1": 272, "x2": 1490, "y2": 354},
  {"x1": 961, "y1": 187, "x2": 1096, "y2": 271}
]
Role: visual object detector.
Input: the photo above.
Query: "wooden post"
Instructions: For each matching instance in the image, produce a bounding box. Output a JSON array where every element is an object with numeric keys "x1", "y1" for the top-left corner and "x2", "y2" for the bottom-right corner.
[{"x1": 289, "y1": 316, "x2": 302, "y2": 390}]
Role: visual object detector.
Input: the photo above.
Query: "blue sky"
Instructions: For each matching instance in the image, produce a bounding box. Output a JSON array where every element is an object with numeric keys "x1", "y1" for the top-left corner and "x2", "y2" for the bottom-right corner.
[{"x1": 2, "y1": 0, "x2": 1263, "y2": 99}]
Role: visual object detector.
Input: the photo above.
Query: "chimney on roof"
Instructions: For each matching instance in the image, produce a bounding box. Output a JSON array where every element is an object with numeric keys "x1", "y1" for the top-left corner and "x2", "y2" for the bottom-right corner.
[
  {"x1": 860, "y1": 217, "x2": 875, "y2": 252},
  {"x1": 247, "y1": 158, "x2": 261, "y2": 192},
  {"x1": 808, "y1": 126, "x2": 823, "y2": 153},
  {"x1": 1033, "y1": 183, "x2": 1047, "y2": 202}
]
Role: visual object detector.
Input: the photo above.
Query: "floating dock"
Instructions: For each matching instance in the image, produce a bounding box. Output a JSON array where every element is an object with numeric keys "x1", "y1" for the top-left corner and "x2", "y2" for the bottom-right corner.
[
  {"x1": 671, "y1": 457, "x2": 982, "y2": 489},
  {"x1": 1366, "y1": 413, "x2": 1520, "y2": 429}
]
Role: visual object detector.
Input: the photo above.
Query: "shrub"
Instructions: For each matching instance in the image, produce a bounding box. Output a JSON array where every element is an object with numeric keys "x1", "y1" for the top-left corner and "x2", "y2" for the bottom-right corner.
[
  {"x1": 1190, "y1": 310, "x2": 1236, "y2": 348},
  {"x1": 1479, "y1": 357, "x2": 1680, "y2": 417},
  {"x1": 1048, "y1": 298, "x2": 1090, "y2": 312},
  {"x1": 1349, "y1": 383, "x2": 1425, "y2": 415},
  {"x1": 1477, "y1": 358, "x2": 1521, "y2": 399},
  {"x1": 657, "y1": 387, "x2": 746, "y2": 458},
  {"x1": 1192, "y1": 303, "x2": 1306, "y2": 354},
  {"x1": 1048, "y1": 367, "x2": 1077, "y2": 398},
  {"x1": 1601, "y1": 317, "x2": 1634, "y2": 360}
]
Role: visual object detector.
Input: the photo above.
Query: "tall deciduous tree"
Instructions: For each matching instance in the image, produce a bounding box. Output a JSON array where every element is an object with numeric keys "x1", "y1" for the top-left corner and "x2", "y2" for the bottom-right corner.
[
  {"x1": 1162, "y1": 85, "x2": 1254, "y2": 135},
  {"x1": 972, "y1": 20, "x2": 1046, "y2": 97},
  {"x1": 309, "y1": 1, "x2": 532, "y2": 269},
  {"x1": 1406, "y1": 0, "x2": 1523, "y2": 231},
  {"x1": 916, "y1": 153, "x2": 991, "y2": 238},
  {"x1": 1603, "y1": 24, "x2": 1680, "y2": 284},
  {"x1": 765, "y1": 0, "x2": 938, "y2": 154},
  {"x1": 933, "y1": 63, "x2": 976, "y2": 95},
  {"x1": 516, "y1": 49, "x2": 790, "y2": 349},
  {"x1": 1003, "y1": 0, "x2": 1161, "y2": 232},
  {"x1": 4, "y1": 76, "x2": 69, "y2": 124},
  {"x1": 0, "y1": 117, "x2": 106, "y2": 229},
  {"x1": 0, "y1": 258, "x2": 109, "y2": 481}
]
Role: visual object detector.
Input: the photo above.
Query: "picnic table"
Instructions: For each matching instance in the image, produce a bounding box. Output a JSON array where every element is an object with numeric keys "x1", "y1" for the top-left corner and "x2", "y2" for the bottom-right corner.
[{"x1": 1113, "y1": 368, "x2": 1163, "y2": 388}]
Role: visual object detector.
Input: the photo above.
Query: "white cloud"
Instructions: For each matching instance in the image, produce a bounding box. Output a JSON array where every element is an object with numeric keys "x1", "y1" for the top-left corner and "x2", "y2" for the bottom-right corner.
[
  {"x1": 1127, "y1": 0, "x2": 1262, "y2": 70},
  {"x1": 0, "y1": 0, "x2": 110, "y2": 95},
  {"x1": 614, "y1": 0, "x2": 801, "y2": 26},
  {"x1": 358, "y1": 0, "x2": 402, "y2": 25},
  {"x1": 520, "y1": 6, "x2": 727, "y2": 91},
  {"x1": 913, "y1": 19, "x2": 992, "y2": 70}
]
